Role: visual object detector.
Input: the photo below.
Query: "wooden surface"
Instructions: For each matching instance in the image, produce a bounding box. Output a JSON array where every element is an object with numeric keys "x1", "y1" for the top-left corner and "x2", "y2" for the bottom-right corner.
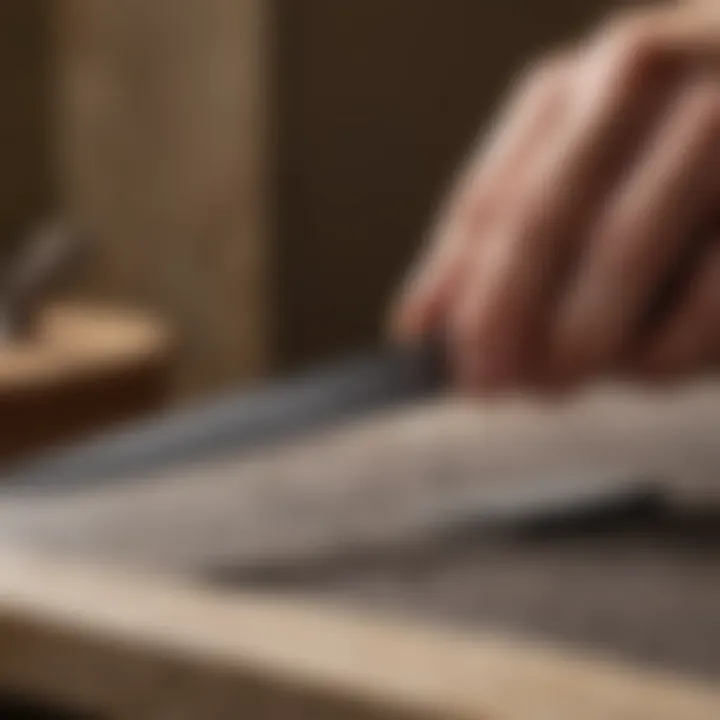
[
  {"x1": 0, "y1": 550, "x2": 718, "y2": 720},
  {"x1": 251, "y1": 505, "x2": 720, "y2": 682},
  {"x1": 0, "y1": 302, "x2": 172, "y2": 464},
  {"x1": 1, "y1": 384, "x2": 720, "y2": 716}
]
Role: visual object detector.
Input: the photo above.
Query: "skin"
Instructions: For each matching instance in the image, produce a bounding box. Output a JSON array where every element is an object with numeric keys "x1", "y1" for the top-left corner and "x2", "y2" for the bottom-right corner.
[{"x1": 391, "y1": 3, "x2": 720, "y2": 395}]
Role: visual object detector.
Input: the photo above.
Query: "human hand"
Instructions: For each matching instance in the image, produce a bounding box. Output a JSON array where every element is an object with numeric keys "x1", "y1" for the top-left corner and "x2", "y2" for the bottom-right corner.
[{"x1": 392, "y1": 5, "x2": 720, "y2": 394}]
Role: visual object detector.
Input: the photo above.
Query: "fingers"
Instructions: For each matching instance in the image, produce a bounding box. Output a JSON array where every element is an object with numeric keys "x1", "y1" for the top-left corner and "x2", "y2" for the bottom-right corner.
[
  {"x1": 390, "y1": 51, "x2": 573, "y2": 341},
  {"x1": 391, "y1": 2, "x2": 720, "y2": 396},
  {"x1": 635, "y1": 238, "x2": 720, "y2": 379},
  {"x1": 447, "y1": 25, "x2": 678, "y2": 392},
  {"x1": 597, "y1": 5, "x2": 720, "y2": 61},
  {"x1": 550, "y1": 80, "x2": 720, "y2": 383}
]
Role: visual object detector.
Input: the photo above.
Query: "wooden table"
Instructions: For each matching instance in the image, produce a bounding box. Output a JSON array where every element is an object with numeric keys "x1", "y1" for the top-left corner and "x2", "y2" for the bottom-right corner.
[{"x1": 1, "y1": 384, "x2": 719, "y2": 718}]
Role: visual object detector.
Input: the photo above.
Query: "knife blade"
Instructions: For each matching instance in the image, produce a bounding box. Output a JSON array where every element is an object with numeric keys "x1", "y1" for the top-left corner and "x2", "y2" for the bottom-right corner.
[
  {"x1": 0, "y1": 338, "x2": 665, "y2": 553},
  {"x1": 3, "y1": 341, "x2": 446, "y2": 489}
]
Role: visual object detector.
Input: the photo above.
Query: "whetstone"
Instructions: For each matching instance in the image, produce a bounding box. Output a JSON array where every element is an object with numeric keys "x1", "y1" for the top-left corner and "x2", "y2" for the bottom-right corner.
[
  {"x1": 2, "y1": 381, "x2": 720, "y2": 573},
  {"x1": 1, "y1": 384, "x2": 720, "y2": 719}
]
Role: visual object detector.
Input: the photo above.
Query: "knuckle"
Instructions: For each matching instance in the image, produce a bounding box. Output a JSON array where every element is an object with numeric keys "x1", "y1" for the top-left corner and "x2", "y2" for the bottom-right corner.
[
  {"x1": 595, "y1": 12, "x2": 662, "y2": 88},
  {"x1": 598, "y1": 11, "x2": 653, "y2": 55}
]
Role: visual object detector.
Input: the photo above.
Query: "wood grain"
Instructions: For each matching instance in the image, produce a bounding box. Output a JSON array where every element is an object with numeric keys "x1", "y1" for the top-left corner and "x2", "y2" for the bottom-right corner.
[
  {"x1": 1, "y1": 383, "x2": 719, "y2": 717},
  {"x1": 56, "y1": 0, "x2": 273, "y2": 398},
  {"x1": 0, "y1": 550, "x2": 718, "y2": 720}
]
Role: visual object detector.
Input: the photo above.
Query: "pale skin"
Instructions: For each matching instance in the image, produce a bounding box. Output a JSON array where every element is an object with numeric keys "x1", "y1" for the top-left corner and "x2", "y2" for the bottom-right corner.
[{"x1": 392, "y1": 3, "x2": 720, "y2": 394}]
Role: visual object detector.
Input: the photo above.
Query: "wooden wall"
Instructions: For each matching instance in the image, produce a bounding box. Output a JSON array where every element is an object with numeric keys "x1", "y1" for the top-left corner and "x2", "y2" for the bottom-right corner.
[
  {"x1": 56, "y1": 0, "x2": 618, "y2": 398},
  {"x1": 56, "y1": 0, "x2": 272, "y2": 399}
]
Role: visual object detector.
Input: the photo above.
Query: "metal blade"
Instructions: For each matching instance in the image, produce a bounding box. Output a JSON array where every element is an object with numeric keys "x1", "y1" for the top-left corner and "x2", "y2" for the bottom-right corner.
[{"x1": 3, "y1": 341, "x2": 445, "y2": 490}]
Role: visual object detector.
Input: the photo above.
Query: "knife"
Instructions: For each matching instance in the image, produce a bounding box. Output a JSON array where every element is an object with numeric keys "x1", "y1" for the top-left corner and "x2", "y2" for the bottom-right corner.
[
  {"x1": 6, "y1": 212, "x2": 706, "y2": 493},
  {"x1": 3, "y1": 340, "x2": 446, "y2": 489},
  {"x1": 1, "y1": 332, "x2": 664, "y2": 544}
]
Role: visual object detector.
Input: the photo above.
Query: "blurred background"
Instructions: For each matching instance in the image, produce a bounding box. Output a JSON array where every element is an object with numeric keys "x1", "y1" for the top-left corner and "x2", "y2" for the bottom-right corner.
[
  {"x1": 3, "y1": 1, "x2": 620, "y2": 396},
  {"x1": 0, "y1": 0, "x2": 626, "y2": 460}
]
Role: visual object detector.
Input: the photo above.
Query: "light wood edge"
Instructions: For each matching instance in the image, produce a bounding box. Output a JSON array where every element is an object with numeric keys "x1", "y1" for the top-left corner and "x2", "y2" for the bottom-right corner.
[
  {"x1": 0, "y1": 549, "x2": 717, "y2": 719},
  {"x1": 0, "y1": 302, "x2": 173, "y2": 390}
]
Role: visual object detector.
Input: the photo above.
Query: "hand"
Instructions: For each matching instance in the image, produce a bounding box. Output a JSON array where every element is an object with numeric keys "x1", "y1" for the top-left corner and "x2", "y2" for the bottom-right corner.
[{"x1": 392, "y1": 5, "x2": 720, "y2": 394}]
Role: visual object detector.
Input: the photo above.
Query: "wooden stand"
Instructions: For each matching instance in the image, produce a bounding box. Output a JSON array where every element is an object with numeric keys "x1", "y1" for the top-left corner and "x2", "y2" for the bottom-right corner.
[{"x1": 0, "y1": 302, "x2": 172, "y2": 464}]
